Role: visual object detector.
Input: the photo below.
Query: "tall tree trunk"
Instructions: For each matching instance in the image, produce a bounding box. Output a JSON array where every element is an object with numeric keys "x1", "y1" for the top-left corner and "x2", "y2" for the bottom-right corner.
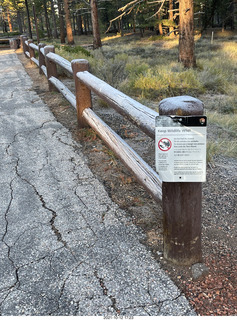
[
  {"x1": 77, "y1": 10, "x2": 83, "y2": 35},
  {"x1": 57, "y1": 0, "x2": 66, "y2": 43},
  {"x1": 25, "y1": 0, "x2": 32, "y2": 38},
  {"x1": 86, "y1": 13, "x2": 90, "y2": 33},
  {"x1": 43, "y1": 0, "x2": 52, "y2": 38},
  {"x1": 132, "y1": 11, "x2": 136, "y2": 32},
  {"x1": 63, "y1": 0, "x2": 74, "y2": 45},
  {"x1": 17, "y1": 10, "x2": 23, "y2": 33},
  {"x1": 84, "y1": 15, "x2": 88, "y2": 35},
  {"x1": 91, "y1": 0, "x2": 102, "y2": 48},
  {"x1": 7, "y1": 9, "x2": 13, "y2": 32},
  {"x1": 2, "y1": 12, "x2": 8, "y2": 33},
  {"x1": 169, "y1": 0, "x2": 175, "y2": 37},
  {"x1": 179, "y1": 0, "x2": 196, "y2": 68},
  {"x1": 158, "y1": 12, "x2": 163, "y2": 35},
  {"x1": 234, "y1": 0, "x2": 237, "y2": 29},
  {"x1": 120, "y1": 17, "x2": 124, "y2": 36},
  {"x1": 50, "y1": 0, "x2": 58, "y2": 38},
  {"x1": 32, "y1": 4, "x2": 40, "y2": 43}
]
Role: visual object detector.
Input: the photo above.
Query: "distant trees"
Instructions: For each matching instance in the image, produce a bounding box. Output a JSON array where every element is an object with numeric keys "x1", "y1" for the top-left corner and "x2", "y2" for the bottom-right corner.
[{"x1": 0, "y1": 0, "x2": 236, "y2": 58}]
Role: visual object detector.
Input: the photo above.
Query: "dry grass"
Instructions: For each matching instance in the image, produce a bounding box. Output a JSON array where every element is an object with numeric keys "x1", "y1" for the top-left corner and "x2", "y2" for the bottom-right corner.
[{"x1": 51, "y1": 31, "x2": 237, "y2": 160}]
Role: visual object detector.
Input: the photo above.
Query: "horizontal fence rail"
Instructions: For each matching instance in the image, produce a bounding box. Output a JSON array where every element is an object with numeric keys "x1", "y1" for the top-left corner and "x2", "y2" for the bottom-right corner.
[
  {"x1": 20, "y1": 35, "x2": 205, "y2": 266},
  {"x1": 47, "y1": 52, "x2": 73, "y2": 75},
  {"x1": 21, "y1": 38, "x2": 162, "y2": 200},
  {"x1": 77, "y1": 71, "x2": 158, "y2": 139},
  {"x1": 83, "y1": 108, "x2": 162, "y2": 202}
]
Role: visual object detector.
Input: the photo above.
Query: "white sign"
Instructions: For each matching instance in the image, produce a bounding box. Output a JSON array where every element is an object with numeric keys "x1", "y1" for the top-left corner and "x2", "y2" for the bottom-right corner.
[{"x1": 155, "y1": 116, "x2": 207, "y2": 182}]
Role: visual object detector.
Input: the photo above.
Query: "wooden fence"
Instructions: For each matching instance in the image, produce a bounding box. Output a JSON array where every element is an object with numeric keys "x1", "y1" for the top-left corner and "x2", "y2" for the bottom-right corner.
[
  {"x1": 20, "y1": 35, "x2": 204, "y2": 266},
  {"x1": 0, "y1": 37, "x2": 19, "y2": 49}
]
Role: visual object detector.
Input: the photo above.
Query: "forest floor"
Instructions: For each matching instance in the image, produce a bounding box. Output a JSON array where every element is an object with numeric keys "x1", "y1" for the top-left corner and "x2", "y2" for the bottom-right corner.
[{"x1": 17, "y1": 38, "x2": 236, "y2": 316}]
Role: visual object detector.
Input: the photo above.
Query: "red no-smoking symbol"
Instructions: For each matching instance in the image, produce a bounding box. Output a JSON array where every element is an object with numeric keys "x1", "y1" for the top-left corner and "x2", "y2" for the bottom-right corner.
[{"x1": 158, "y1": 138, "x2": 172, "y2": 151}]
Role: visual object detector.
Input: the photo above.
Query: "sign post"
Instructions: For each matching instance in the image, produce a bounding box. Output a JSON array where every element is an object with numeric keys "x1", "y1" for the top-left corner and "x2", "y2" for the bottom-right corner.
[{"x1": 158, "y1": 96, "x2": 205, "y2": 265}]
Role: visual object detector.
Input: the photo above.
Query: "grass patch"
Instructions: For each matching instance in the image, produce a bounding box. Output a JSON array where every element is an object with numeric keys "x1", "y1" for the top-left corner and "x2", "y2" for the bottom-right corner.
[
  {"x1": 45, "y1": 31, "x2": 237, "y2": 159},
  {"x1": 207, "y1": 112, "x2": 237, "y2": 133}
]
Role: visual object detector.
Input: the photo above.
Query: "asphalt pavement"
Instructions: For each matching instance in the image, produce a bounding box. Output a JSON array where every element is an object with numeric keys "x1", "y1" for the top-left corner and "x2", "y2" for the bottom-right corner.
[{"x1": 0, "y1": 49, "x2": 196, "y2": 316}]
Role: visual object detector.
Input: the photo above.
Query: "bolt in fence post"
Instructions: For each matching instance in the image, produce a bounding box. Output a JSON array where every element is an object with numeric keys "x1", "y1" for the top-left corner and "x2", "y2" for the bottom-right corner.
[
  {"x1": 22, "y1": 36, "x2": 28, "y2": 56},
  {"x1": 28, "y1": 39, "x2": 35, "y2": 64},
  {"x1": 38, "y1": 43, "x2": 46, "y2": 75},
  {"x1": 71, "y1": 59, "x2": 92, "y2": 128},
  {"x1": 159, "y1": 96, "x2": 204, "y2": 266},
  {"x1": 44, "y1": 45, "x2": 58, "y2": 92}
]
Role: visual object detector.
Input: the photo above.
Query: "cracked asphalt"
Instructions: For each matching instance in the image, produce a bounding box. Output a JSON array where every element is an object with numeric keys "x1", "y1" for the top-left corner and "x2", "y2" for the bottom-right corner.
[{"x1": 0, "y1": 50, "x2": 196, "y2": 316}]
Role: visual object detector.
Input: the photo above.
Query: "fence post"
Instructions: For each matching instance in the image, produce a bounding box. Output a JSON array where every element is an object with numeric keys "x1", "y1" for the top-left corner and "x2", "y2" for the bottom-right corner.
[
  {"x1": 38, "y1": 43, "x2": 46, "y2": 75},
  {"x1": 71, "y1": 59, "x2": 92, "y2": 128},
  {"x1": 28, "y1": 39, "x2": 35, "y2": 64},
  {"x1": 44, "y1": 45, "x2": 58, "y2": 92},
  {"x1": 159, "y1": 96, "x2": 204, "y2": 265},
  {"x1": 22, "y1": 36, "x2": 28, "y2": 56},
  {"x1": 20, "y1": 35, "x2": 25, "y2": 51},
  {"x1": 9, "y1": 38, "x2": 18, "y2": 49}
]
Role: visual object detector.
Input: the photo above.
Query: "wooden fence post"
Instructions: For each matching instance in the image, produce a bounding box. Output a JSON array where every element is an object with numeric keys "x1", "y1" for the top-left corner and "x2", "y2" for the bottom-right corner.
[
  {"x1": 9, "y1": 38, "x2": 18, "y2": 49},
  {"x1": 44, "y1": 45, "x2": 58, "y2": 92},
  {"x1": 71, "y1": 59, "x2": 92, "y2": 128},
  {"x1": 38, "y1": 43, "x2": 46, "y2": 75},
  {"x1": 28, "y1": 39, "x2": 35, "y2": 64},
  {"x1": 159, "y1": 96, "x2": 204, "y2": 265},
  {"x1": 20, "y1": 35, "x2": 25, "y2": 51},
  {"x1": 22, "y1": 36, "x2": 28, "y2": 56}
]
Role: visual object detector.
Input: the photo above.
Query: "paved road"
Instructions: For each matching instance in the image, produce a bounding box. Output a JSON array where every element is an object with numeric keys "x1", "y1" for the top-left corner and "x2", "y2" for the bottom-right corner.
[{"x1": 0, "y1": 50, "x2": 196, "y2": 316}]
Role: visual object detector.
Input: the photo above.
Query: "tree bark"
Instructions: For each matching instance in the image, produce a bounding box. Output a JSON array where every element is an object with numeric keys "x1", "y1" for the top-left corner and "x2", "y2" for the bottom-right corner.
[
  {"x1": 169, "y1": 0, "x2": 175, "y2": 37},
  {"x1": 63, "y1": 0, "x2": 75, "y2": 45},
  {"x1": 43, "y1": 0, "x2": 52, "y2": 38},
  {"x1": 91, "y1": 0, "x2": 102, "y2": 49},
  {"x1": 157, "y1": 12, "x2": 163, "y2": 35},
  {"x1": 179, "y1": 0, "x2": 196, "y2": 68},
  {"x1": 17, "y1": 10, "x2": 23, "y2": 34},
  {"x1": 25, "y1": 0, "x2": 32, "y2": 38},
  {"x1": 32, "y1": 5, "x2": 40, "y2": 43},
  {"x1": 7, "y1": 9, "x2": 13, "y2": 32},
  {"x1": 57, "y1": 0, "x2": 66, "y2": 43},
  {"x1": 50, "y1": 0, "x2": 58, "y2": 38},
  {"x1": 77, "y1": 10, "x2": 83, "y2": 35}
]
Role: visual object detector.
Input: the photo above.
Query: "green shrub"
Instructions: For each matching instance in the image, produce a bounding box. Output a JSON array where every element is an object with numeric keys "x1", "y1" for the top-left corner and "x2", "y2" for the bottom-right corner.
[{"x1": 61, "y1": 45, "x2": 91, "y2": 57}]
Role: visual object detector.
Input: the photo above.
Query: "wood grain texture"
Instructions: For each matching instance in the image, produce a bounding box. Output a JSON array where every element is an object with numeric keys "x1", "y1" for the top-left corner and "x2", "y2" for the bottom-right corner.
[
  {"x1": 83, "y1": 108, "x2": 162, "y2": 202},
  {"x1": 77, "y1": 71, "x2": 159, "y2": 139},
  {"x1": 47, "y1": 52, "x2": 73, "y2": 75},
  {"x1": 49, "y1": 77, "x2": 76, "y2": 108}
]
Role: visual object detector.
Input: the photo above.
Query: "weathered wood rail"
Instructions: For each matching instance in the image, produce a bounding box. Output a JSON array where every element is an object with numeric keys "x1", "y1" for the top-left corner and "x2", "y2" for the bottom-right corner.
[
  {"x1": 0, "y1": 37, "x2": 19, "y2": 49},
  {"x1": 20, "y1": 35, "x2": 204, "y2": 266}
]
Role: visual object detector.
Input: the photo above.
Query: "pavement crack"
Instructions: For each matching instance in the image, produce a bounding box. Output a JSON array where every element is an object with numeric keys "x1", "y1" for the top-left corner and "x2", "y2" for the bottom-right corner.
[
  {"x1": 1, "y1": 178, "x2": 20, "y2": 291},
  {"x1": 73, "y1": 190, "x2": 98, "y2": 238},
  {"x1": 94, "y1": 271, "x2": 120, "y2": 315},
  {"x1": 55, "y1": 134, "x2": 78, "y2": 150},
  {"x1": 5, "y1": 120, "x2": 54, "y2": 156},
  {"x1": 14, "y1": 158, "x2": 71, "y2": 253},
  {"x1": 48, "y1": 262, "x2": 84, "y2": 316}
]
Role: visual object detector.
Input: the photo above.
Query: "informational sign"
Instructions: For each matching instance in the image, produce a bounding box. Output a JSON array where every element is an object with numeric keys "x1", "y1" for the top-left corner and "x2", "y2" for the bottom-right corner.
[{"x1": 155, "y1": 116, "x2": 207, "y2": 182}]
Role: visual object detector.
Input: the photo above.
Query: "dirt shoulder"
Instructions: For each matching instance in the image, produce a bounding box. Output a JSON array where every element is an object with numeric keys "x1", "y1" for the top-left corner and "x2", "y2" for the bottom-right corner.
[{"x1": 17, "y1": 50, "x2": 236, "y2": 316}]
